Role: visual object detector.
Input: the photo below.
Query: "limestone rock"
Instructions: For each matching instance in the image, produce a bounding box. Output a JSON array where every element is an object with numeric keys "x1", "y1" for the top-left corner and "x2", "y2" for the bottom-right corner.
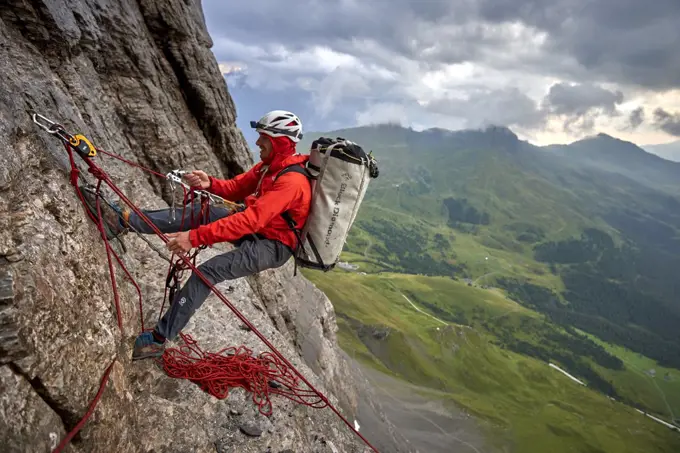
[
  {"x1": 0, "y1": 1, "x2": 408, "y2": 453},
  {"x1": 0, "y1": 365, "x2": 69, "y2": 453},
  {"x1": 0, "y1": 270, "x2": 26, "y2": 364}
]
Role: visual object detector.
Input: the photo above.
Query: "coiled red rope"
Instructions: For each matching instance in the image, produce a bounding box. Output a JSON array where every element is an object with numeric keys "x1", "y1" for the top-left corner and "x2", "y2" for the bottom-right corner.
[
  {"x1": 161, "y1": 337, "x2": 326, "y2": 416},
  {"x1": 50, "y1": 141, "x2": 379, "y2": 453}
]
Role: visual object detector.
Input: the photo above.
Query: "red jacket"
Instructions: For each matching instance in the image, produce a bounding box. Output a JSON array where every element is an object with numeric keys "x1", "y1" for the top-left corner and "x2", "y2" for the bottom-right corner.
[{"x1": 188, "y1": 136, "x2": 311, "y2": 251}]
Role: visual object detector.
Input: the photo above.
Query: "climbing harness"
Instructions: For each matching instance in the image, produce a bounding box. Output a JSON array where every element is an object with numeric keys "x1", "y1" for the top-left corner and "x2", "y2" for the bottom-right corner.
[{"x1": 31, "y1": 113, "x2": 380, "y2": 453}]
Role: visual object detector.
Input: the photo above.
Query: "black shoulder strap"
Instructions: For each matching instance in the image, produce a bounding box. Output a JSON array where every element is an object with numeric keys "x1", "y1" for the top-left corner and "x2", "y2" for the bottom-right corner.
[
  {"x1": 275, "y1": 164, "x2": 312, "y2": 182},
  {"x1": 275, "y1": 163, "x2": 324, "y2": 275},
  {"x1": 276, "y1": 164, "x2": 312, "y2": 230}
]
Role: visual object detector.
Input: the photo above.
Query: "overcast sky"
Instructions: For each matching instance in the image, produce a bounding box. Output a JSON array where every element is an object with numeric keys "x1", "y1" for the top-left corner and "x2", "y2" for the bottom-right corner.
[{"x1": 201, "y1": 0, "x2": 680, "y2": 149}]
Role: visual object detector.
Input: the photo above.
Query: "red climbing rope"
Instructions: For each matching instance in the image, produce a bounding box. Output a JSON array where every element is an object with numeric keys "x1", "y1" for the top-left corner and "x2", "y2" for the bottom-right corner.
[
  {"x1": 161, "y1": 337, "x2": 326, "y2": 416},
  {"x1": 53, "y1": 362, "x2": 114, "y2": 453},
  {"x1": 97, "y1": 148, "x2": 168, "y2": 179},
  {"x1": 38, "y1": 118, "x2": 380, "y2": 453}
]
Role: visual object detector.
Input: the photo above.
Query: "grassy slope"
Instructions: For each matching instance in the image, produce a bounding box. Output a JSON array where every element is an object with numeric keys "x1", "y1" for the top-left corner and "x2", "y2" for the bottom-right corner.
[
  {"x1": 347, "y1": 202, "x2": 565, "y2": 290},
  {"x1": 577, "y1": 329, "x2": 680, "y2": 421},
  {"x1": 305, "y1": 269, "x2": 680, "y2": 453}
]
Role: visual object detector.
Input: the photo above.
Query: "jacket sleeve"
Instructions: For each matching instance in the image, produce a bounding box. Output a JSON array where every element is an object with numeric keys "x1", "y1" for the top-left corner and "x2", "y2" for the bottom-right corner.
[
  {"x1": 207, "y1": 164, "x2": 262, "y2": 201},
  {"x1": 189, "y1": 173, "x2": 304, "y2": 247}
]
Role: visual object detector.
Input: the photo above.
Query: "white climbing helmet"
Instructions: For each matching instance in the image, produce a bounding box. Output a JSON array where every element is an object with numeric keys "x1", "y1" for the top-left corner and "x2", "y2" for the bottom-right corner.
[{"x1": 250, "y1": 110, "x2": 303, "y2": 143}]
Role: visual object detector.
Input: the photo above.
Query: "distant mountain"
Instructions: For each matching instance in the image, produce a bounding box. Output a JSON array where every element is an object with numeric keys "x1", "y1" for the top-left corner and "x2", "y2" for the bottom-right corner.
[
  {"x1": 644, "y1": 139, "x2": 680, "y2": 163},
  {"x1": 300, "y1": 124, "x2": 680, "y2": 372},
  {"x1": 543, "y1": 133, "x2": 680, "y2": 194}
]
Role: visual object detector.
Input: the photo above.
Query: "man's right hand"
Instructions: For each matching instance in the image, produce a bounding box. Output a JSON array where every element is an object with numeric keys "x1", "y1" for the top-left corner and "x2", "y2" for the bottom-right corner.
[{"x1": 183, "y1": 170, "x2": 211, "y2": 190}]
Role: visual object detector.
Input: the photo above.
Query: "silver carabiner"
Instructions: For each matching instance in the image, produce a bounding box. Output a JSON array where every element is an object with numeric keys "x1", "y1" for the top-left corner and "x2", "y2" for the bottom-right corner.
[
  {"x1": 166, "y1": 171, "x2": 179, "y2": 224},
  {"x1": 32, "y1": 113, "x2": 58, "y2": 132},
  {"x1": 32, "y1": 113, "x2": 73, "y2": 143},
  {"x1": 166, "y1": 169, "x2": 192, "y2": 223}
]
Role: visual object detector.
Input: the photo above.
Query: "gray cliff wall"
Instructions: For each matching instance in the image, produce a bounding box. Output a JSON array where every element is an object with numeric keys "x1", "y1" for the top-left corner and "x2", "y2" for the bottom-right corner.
[{"x1": 0, "y1": 1, "x2": 407, "y2": 452}]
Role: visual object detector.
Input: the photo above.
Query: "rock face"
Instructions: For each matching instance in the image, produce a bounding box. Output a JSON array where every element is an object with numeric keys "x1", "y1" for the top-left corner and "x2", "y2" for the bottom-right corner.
[{"x1": 0, "y1": 1, "x2": 410, "y2": 452}]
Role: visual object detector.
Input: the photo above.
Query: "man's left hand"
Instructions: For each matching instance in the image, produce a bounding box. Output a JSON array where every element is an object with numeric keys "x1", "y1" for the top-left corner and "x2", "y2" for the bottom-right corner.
[{"x1": 167, "y1": 231, "x2": 193, "y2": 255}]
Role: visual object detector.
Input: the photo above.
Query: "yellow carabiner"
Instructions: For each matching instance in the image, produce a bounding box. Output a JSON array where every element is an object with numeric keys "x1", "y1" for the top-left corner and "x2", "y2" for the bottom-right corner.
[{"x1": 69, "y1": 134, "x2": 97, "y2": 158}]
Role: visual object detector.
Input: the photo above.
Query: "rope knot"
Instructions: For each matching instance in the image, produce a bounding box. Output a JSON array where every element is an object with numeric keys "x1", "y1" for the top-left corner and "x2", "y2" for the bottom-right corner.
[
  {"x1": 88, "y1": 167, "x2": 106, "y2": 180},
  {"x1": 69, "y1": 168, "x2": 80, "y2": 187}
]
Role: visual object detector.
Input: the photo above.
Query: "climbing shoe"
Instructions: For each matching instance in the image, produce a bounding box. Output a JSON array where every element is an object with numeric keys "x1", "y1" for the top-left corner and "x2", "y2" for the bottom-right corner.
[
  {"x1": 132, "y1": 331, "x2": 166, "y2": 361},
  {"x1": 79, "y1": 185, "x2": 129, "y2": 240}
]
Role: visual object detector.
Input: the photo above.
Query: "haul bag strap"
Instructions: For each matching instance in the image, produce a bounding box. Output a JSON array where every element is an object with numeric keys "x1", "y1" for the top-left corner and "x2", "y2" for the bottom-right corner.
[{"x1": 276, "y1": 164, "x2": 326, "y2": 271}]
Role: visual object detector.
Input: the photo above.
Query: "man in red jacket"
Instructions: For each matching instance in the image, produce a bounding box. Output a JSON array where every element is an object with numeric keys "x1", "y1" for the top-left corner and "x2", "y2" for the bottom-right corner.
[{"x1": 83, "y1": 110, "x2": 311, "y2": 360}]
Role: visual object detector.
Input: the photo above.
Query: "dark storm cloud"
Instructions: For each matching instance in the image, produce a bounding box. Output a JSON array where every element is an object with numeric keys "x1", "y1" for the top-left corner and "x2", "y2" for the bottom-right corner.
[
  {"x1": 203, "y1": 0, "x2": 680, "y2": 91},
  {"x1": 542, "y1": 83, "x2": 624, "y2": 116},
  {"x1": 203, "y1": 0, "x2": 458, "y2": 46},
  {"x1": 533, "y1": 82, "x2": 625, "y2": 134},
  {"x1": 203, "y1": 0, "x2": 473, "y2": 71},
  {"x1": 628, "y1": 107, "x2": 645, "y2": 129},
  {"x1": 425, "y1": 87, "x2": 545, "y2": 129},
  {"x1": 474, "y1": 0, "x2": 680, "y2": 89},
  {"x1": 653, "y1": 108, "x2": 680, "y2": 137}
]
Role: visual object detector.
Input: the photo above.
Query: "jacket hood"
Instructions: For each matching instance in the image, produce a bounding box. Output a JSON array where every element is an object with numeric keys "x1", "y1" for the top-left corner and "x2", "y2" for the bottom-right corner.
[{"x1": 262, "y1": 135, "x2": 297, "y2": 171}]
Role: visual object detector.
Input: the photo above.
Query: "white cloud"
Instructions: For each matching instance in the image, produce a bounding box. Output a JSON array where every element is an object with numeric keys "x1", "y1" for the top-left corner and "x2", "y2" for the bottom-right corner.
[
  {"x1": 218, "y1": 62, "x2": 246, "y2": 76},
  {"x1": 355, "y1": 103, "x2": 410, "y2": 126},
  {"x1": 259, "y1": 46, "x2": 359, "y2": 74},
  {"x1": 312, "y1": 69, "x2": 372, "y2": 117}
]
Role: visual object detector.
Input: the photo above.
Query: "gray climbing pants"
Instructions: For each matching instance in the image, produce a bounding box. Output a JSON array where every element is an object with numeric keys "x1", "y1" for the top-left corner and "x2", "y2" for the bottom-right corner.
[
  {"x1": 128, "y1": 200, "x2": 293, "y2": 341},
  {"x1": 127, "y1": 199, "x2": 231, "y2": 234}
]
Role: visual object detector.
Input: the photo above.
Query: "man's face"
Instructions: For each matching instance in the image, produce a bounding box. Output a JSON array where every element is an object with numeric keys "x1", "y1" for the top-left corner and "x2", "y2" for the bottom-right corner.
[{"x1": 256, "y1": 133, "x2": 273, "y2": 162}]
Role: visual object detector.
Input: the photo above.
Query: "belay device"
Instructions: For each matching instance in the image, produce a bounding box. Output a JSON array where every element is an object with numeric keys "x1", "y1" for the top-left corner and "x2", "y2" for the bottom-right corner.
[{"x1": 280, "y1": 137, "x2": 379, "y2": 272}]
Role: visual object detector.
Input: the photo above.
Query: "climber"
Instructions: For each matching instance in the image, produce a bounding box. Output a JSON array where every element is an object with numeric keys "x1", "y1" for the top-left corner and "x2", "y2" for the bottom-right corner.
[{"x1": 81, "y1": 110, "x2": 311, "y2": 360}]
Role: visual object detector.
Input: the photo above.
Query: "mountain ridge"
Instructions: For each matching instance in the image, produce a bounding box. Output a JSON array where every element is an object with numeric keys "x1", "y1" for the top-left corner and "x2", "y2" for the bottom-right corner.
[
  {"x1": 644, "y1": 139, "x2": 680, "y2": 162},
  {"x1": 305, "y1": 122, "x2": 680, "y2": 165}
]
